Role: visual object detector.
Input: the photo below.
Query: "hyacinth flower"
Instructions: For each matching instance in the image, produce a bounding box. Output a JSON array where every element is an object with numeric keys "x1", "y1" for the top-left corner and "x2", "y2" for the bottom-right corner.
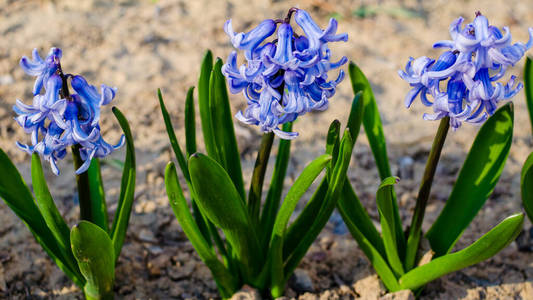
[
  {"x1": 334, "y1": 13, "x2": 529, "y2": 295},
  {"x1": 158, "y1": 8, "x2": 353, "y2": 298},
  {"x1": 223, "y1": 7, "x2": 347, "y2": 139},
  {"x1": 0, "y1": 48, "x2": 136, "y2": 299}
]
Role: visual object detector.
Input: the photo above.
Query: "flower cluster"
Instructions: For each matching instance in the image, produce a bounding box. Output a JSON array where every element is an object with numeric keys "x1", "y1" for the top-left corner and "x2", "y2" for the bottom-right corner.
[
  {"x1": 222, "y1": 8, "x2": 348, "y2": 139},
  {"x1": 399, "y1": 12, "x2": 533, "y2": 129},
  {"x1": 14, "y1": 48, "x2": 124, "y2": 175}
]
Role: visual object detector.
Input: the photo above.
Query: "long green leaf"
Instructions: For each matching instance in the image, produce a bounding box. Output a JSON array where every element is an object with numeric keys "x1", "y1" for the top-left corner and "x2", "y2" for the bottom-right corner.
[
  {"x1": 31, "y1": 154, "x2": 78, "y2": 274},
  {"x1": 283, "y1": 131, "x2": 353, "y2": 280},
  {"x1": 338, "y1": 201, "x2": 400, "y2": 291},
  {"x1": 158, "y1": 89, "x2": 189, "y2": 181},
  {"x1": 110, "y1": 107, "x2": 136, "y2": 261},
  {"x1": 165, "y1": 162, "x2": 238, "y2": 297},
  {"x1": 348, "y1": 61, "x2": 405, "y2": 257},
  {"x1": 259, "y1": 122, "x2": 293, "y2": 247},
  {"x1": 525, "y1": 57, "x2": 533, "y2": 134},
  {"x1": 348, "y1": 62, "x2": 392, "y2": 180},
  {"x1": 198, "y1": 50, "x2": 218, "y2": 160},
  {"x1": 426, "y1": 103, "x2": 514, "y2": 256},
  {"x1": 0, "y1": 148, "x2": 84, "y2": 286},
  {"x1": 337, "y1": 181, "x2": 385, "y2": 256},
  {"x1": 346, "y1": 91, "x2": 365, "y2": 145},
  {"x1": 189, "y1": 153, "x2": 261, "y2": 279},
  {"x1": 325, "y1": 120, "x2": 341, "y2": 167},
  {"x1": 376, "y1": 177, "x2": 404, "y2": 276},
  {"x1": 521, "y1": 152, "x2": 533, "y2": 223},
  {"x1": 88, "y1": 159, "x2": 109, "y2": 232},
  {"x1": 282, "y1": 120, "x2": 341, "y2": 255},
  {"x1": 71, "y1": 221, "x2": 115, "y2": 299},
  {"x1": 269, "y1": 154, "x2": 331, "y2": 296},
  {"x1": 400, "y1": 214, "x2": 524, "y2": 290},
  {"x1": 185, "y1": 86, "x2": 197, "y2": 157},
  {"x1": 158, "y1": 88, "x2": 213, "y2": 246},
  {"x1": 209, "y1": 59, "x2": 245, "y2": 200}
]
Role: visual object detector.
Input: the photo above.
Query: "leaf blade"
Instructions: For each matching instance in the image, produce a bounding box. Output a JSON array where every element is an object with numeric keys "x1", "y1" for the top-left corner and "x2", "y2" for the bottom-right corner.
[
  {"x1": 426, "y1": 103, "x2": 514, "y2": 256},
  {"x1": 521, "y1": 152, "x2": 533, "y2": 223},
  {"x1": 525, "y1": 57, "x2": 533, "y2": 135},
  {"x1": 87, "y1": 159, "x2": 109, "y2": 232},
  {"x1": 0, "y1": 148, "x2": 84, "y2": 286},
  {"x1": 376, "y1": 177, "x2": 404, "y2": 276},
  {"x1": 209, "y1": 58, "x2": 245, "y2": 200},
  {"x1": 71, "y1": 221, "x2": 115, "y2": 299},
  {"x1": 189, "y1": 153, "x2": 261, "y2": 279},
  {"x1": 165, "y1": 162, "x2": 238, "y2": 297},
  {"x1": 400, "y1": 214, "x2": 524, "y2": 290},
  {"x1": 31, "y1": 154, "x2": 78, "y2": 273},
  {"x1": 348, "y1": 61, "x2": 405, "y2": 257},
  {"x1": 185, "y1": 86, "x2": 197, "y2": 157},
  {"x1": 110, "y1": 107, "x2": 136, "y2": 261}
]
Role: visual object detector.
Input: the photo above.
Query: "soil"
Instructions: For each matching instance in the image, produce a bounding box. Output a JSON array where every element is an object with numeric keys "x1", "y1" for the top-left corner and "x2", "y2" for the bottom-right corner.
[{"x1": 0, "y1": 0, "x2": 533, "y2": 299}]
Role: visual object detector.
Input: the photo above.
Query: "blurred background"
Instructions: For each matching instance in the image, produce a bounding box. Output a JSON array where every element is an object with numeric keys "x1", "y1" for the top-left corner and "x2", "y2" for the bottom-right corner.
[{"x1": 0, "y1": 0, "x2": 532, "y2": 298}]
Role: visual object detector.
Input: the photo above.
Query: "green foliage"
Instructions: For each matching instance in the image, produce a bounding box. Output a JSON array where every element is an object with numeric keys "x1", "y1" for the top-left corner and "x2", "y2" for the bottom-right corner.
[
  {"x1": 71, "y1": 221, "x2": 115, "y2": 300},
  {"x1": 340, "y1": 62, "x2": 519, "y2": 294},
  {"x1": 0, "y1": 107, "x2": 136, "y2": 299},
  {"x1": 426, "y1": 104, "x2": 514, "y2": 256},
  {"x1": 160, "y1": 52, "x2": 356, "y2": 298},
  {"x1": 522, "y1": 152, "x2": 533, "y2": 223}
]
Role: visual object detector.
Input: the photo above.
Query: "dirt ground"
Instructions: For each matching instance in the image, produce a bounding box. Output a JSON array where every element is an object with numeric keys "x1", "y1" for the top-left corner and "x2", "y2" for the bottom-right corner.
[{"x1": 1, "y1": 0, "x2": 533, "y2": 299}]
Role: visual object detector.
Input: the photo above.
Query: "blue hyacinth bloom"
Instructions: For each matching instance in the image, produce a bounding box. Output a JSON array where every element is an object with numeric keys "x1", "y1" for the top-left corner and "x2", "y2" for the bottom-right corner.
[
  {"x1": 222, "y1": 8, "x2": 348, "y2": 139},
  {"x1": 399, "y1": 12, "x2": 532, "y2": 130},
  {"x1": 14, "y1": 48, "x2": 124, "y2": 175}
]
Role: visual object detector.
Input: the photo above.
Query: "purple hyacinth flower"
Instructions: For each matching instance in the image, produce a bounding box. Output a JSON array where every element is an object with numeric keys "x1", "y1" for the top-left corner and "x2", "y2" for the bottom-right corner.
[
  {"x1": 14, "y1": 48, "x2": 124, "y2": 175},
  {"x1": 399, "y1": 13, "x2": 532, "y2": 129},
  {"x1": 223, "y1": 8, "x2": 348, "y2": 139},
  {"x1": 20, "y1": 48, "x2": 62, "y2": 95}
]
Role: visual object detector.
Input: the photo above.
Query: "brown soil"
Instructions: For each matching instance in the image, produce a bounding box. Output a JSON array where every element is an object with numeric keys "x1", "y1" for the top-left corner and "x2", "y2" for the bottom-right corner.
[{"x1": 0, "y1": 0, "x2": 532, "y2": 299}]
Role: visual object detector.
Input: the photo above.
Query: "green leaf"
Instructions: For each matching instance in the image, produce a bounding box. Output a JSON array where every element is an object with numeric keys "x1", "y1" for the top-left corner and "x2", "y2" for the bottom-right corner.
[
  {"x1": 338, "y1": 199, "x2": 400, "y2": 291},
  {"x1": 325, "y1": 120, "x2": 341, "y2": 165},
  {"x1": 110, "y1": 107, "x2": 136, "y2": 261},
  {"x1": 71, "y1": 221, "x2": 115, "y2": 300},
  {"x1": 88, "y1": 159, "x2": 109, "y2": 232},
  {"x1": 426, "y1": 103, "x2": 514, "y2": 256},
  {"x1": 283, "y1": 131, "x2": 353, "y2": 280},
  {"x1": 31, "y1": 154, "x2": 78, "y2": 274},
  {"x1": 198, "y1": 50, "x2": 218, "y2": 160},
  {"x1": 185, "y1": 86, "x2": 197, "y2": 157},
  {"x1": 521, "y1": 152, "x2": 533, "y2": 223},
  {"x1": 337, "y1": 181, "x2": 385, "y2": 256},
  {"x1": 348, "y1": 62, "x2": 391, "y2": 180},
  {"x1": 525, "y1": 57, "x2": 533, "y2": 135},
  {"x1": 282, "y1": 120, "x2": 342, "y2": 255},
  {"x1": 376, "y1": 177, "x2": 404, "y2": 276},
  {"x1": 158, "y1": 89, "x2": 190, "y2": 182},
  {"x1": 400, "y1": 214, "x2": 524, "y2": 290},
  {"x1": 259, "y1": 122, "x2": 293, "y2": 248},
  {"x1": 269, "y1": 154, "x2": 332, "y2": 296},
  {"x1": 346, "y1": 91, "x2": 365, "y2": 145},
  {"x1": 0, "y1": 148, "x2": 84, "y2": 286},
  {"x1": 165, "y1": 162, "x2": 238, "y2": 297},
  {"x1": 209, "y1": 58, "x2": 245, "y2": 200},
  {"x1": 348, "y1": 61, "x2": 405, "y2": 257},
  {"x1": 158, "y1": 88, "x2": 213, "y2": 246},
  {"x1": 189, "y1": 153, "x2": 262, "y2": 279}
]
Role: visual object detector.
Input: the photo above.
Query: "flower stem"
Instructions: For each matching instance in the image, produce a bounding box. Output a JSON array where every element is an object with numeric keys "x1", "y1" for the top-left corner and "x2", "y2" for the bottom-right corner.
[
  {"x1": 404, "y1": 117, "x2": 449, "y2": 270},
  {"x1": 248, "y1": 132, "x2": 275, "y2": 223},
  {"x1": 72, "y1": 145, "x2": 93, "y2": 221}
]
